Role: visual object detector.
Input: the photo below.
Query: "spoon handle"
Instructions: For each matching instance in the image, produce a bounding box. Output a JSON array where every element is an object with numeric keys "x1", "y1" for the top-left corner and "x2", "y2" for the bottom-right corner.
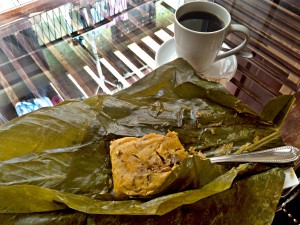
[{"x1": 209, "y1": 146, "x2": 300, "y2": 164}]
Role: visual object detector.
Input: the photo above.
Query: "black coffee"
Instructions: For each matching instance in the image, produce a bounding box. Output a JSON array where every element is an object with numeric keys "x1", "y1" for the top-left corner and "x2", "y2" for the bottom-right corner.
[{"x1": 178, "y1": 11, "x2": 224, "y2": 32}]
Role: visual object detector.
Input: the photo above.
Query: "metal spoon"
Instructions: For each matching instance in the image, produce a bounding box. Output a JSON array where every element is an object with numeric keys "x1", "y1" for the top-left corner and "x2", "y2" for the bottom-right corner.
[
  {"x1": 209, "y1": 146, "x2": 300, "y2": 164},
  {"x1": 221, "y1": 47, "x2": 254, "y2": 59}
]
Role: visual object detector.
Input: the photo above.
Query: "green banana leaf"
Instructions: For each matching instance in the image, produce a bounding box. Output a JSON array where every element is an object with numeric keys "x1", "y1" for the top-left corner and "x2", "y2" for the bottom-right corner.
[
  {"x1": 0, "y1": 58, "x2": 294, "y2": 224},
  {"x1": 0, "y1": 100, "x2": 101, "y2": 161},
  {"x1": 0, "y1": 168, "x2": 284, "y2": 225}
]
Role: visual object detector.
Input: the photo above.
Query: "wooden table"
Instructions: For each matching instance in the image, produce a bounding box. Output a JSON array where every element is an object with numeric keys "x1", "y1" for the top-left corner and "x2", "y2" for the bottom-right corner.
[
  {"x1": 0, "y1": 0, "x2": 299, "y2": 119},
  {"x1": 214, "y1": 0, "x2": 300, "y2": 113},
  {"x1": 281, "y1": 92, "x2": 300, "y2": 169}
]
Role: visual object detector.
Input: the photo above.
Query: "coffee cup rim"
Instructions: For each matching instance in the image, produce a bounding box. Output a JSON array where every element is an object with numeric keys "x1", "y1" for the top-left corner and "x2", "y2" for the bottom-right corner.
[{"x1": 175, "y1": 1, "x2": 231, "y2": 34}]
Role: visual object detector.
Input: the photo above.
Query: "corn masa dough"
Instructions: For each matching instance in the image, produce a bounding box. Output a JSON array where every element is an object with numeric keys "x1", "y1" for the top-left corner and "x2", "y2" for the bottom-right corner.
[{"x1": 110, "y1": 131, "x2": 189, "y2": 197}]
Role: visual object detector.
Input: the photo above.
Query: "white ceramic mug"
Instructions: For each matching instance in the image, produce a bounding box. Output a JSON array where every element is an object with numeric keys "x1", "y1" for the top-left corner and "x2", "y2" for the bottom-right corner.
[{"x1": 174, "y1": 1, "x2": 250, "y2": 73}]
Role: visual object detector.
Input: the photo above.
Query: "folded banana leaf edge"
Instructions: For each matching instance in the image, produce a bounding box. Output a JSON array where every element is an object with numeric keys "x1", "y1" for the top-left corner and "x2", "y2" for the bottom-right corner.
[{"x1": 0, "y1": 59, "x2": 294, "y2": 225}]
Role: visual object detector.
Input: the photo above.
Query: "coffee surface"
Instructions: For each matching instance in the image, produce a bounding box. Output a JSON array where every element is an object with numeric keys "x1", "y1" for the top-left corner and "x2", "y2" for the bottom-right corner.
[{"x1": 179, "y1": 11, "x2": 224, "y2": 32}]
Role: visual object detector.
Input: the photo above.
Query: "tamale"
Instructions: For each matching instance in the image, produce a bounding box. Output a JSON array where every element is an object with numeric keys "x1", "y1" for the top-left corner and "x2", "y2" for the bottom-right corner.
[{"x1": 110, "y1": 131, "x2": 188, "y2": 197}]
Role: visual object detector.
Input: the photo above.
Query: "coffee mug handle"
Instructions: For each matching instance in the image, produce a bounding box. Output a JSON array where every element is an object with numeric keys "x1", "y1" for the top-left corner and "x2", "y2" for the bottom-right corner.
[{"x1": 215, "y1": 24, "x2": 250, "y2": 61}]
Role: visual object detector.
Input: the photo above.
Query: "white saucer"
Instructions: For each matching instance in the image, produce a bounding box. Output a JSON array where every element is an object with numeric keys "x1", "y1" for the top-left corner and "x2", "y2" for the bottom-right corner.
[{"x1": 155, "y1": 38, "x2": 237, "y2": 82}]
